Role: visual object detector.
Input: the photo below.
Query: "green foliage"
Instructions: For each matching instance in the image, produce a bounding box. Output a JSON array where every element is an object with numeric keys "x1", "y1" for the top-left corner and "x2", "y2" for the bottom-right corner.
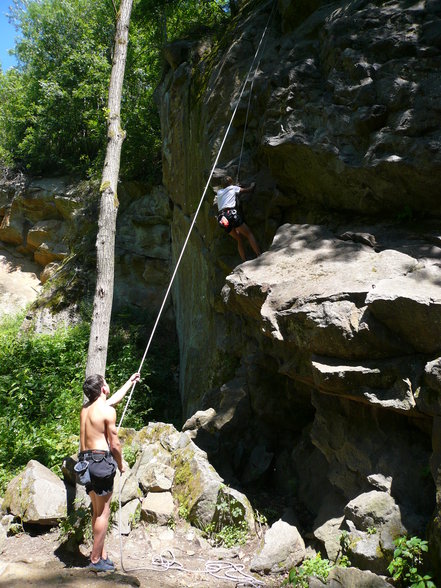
[
  {"x1": 0, "y1": 313, "x2": 87, "y2": 491},
  {"x1": 59, "y1": 502, "x2": 92, "y2": 546},
  {"x1": 203, "y1": 488, "x2": 249, "y2": 548},
  {"x1": 3, "y1": 0, "x2": 114, "y2": 174},
  {"x1": 178, "y1": 502, "x2": 190, "y2": 521},
  {"x1": 205, "y1": 519, "x2": 248, "y2": 548},
  {"x1": 0, "y1": 310, "x2": 180, "y2": 493},
  {"x1": 387, "y1": 536, "x2": 435, "y2": 588},
  {"x1": 122, "y1": 443, "x2": 140, "y2": 468},
  {"x1": 254, "y1": 510, "x2": 268, "y2": 526},
  {"x1": 284, "y1": 554, "x2": 334, "y2": 587},
  {"x1": 1, "y1": 0, "x2": 230, "y2": 180},
  {"x1": 336, "y1": 530, "x2": 352, "y2": 566}
]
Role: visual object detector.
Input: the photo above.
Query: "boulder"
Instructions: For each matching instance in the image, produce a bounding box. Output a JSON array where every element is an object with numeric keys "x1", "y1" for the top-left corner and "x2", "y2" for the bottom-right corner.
[
  {"x1": 33, "y1": 242, "x2": 67, "y2": 266},
  {"x1": 425, "y1": 358, "x2": 441, "y2": 394},
  {"x1": 325, "y1": 566, "x2": 393, "y2": 587},
  {"x1": 2, "y1": 460, "x2": 67, "y2": 524},
  {"x1": 171, "y1": 434, "x2": 254, "y2": 531},
  {"x1": 39, "y1": 261, "x2": 60, "y2": 284},
  {"x1": 0, "y1": 210, "x2": 24, "y2": 245},
  {"x1": 182, "y1": 408, "x2": 217, "y2": 433},
  {"x1": 0, "y1": 520, "x2": 7, "y2": 554},
  {"x1": 116, "y1": 499, "x2": 141, "y2": 535},
  {"x1": 141, "y1": 492, "x2": 174, "y2": 525},
  {"x1": 112, "y1": 468, "x2": 142, "y2": 506},
  {"x1": 138, "y1": 463, "x2": 175, "y2": 493},
  {"x1": 250, "y1": 519, "x2": 305, "y2": 574},
  {"x1": 343, "y1": 491, "x2": 406, "y2": 575},
  {"x1": 132, "y1": 441, "x2": 172, "y2": 484},
  {"x1": 313, "y1": 515, "x2": 345, "y2": 562},
  {"x1": 15, "y1": 177, "x2": 68, "y2": 222},
  {"x1": 344, "y1": 491, "x2": 404, "y2": 533}
]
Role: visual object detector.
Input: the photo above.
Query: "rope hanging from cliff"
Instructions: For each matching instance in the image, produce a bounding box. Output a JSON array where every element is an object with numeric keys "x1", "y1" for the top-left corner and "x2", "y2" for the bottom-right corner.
[
  {"x1": 116, "y1": 0, "x2": 276, "y2": 433},
  {"x1": 116, "y1": 4, "x2": 276, "y2": 585},
  {"x1": 236, "y1": 1, "x2": 275, "y2": 183}
]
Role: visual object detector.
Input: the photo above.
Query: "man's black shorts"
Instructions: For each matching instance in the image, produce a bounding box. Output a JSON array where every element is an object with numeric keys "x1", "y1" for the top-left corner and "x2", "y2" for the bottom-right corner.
[
  {"x1": 217, "y1": 208, "x2": 244, "y2": 233},
  {"x1": 78, "y1": 450, "x2": 117, "y2": 496}
]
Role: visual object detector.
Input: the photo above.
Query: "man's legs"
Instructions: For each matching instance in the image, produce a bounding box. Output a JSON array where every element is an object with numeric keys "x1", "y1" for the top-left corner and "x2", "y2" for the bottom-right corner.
[
  {"x1": 236, "y1": 223, "x2": 261, "y2": 257},
  {"x1": 229, "y1": 229, "x2": 246, "y2": 261},
  {"x1": 89, "y1": 491, "x2": 112, "y2": 564}
]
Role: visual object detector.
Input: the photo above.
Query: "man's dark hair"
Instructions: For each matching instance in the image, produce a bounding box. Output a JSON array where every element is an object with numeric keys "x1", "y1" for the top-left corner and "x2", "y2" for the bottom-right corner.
[
  {"x1": 83, "y1": 374, "x2": 105, "y2": 402},
  {"x1": 222, "y1": 175, "x2": 233, "y2": 188}
]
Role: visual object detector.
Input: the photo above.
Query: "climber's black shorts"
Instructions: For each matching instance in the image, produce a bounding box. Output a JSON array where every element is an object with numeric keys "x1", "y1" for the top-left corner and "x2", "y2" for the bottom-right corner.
[
  {"x1": 78, "y1": 450, "x2": 117, "y2": 496},
  {"x1": 217, "y1": 208, "x2": 244, "y2": 234}
]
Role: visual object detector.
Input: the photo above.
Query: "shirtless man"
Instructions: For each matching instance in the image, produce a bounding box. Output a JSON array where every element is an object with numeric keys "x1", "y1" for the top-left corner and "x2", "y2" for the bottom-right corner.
[{"x1": 79, "y1": 372, "x2": 140, "y2": 572}]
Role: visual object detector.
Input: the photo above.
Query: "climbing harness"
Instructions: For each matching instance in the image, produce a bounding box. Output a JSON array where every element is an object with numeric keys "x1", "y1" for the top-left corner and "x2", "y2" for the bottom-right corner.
[{"x1": 115, "y1": 1, "x2": 276, "y2": 585}]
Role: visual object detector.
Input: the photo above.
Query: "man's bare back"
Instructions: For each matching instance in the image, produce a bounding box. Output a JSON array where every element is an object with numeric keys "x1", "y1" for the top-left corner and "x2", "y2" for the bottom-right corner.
[{"x1": 80, "y1": 399, "x2": 117, "y2": 451}]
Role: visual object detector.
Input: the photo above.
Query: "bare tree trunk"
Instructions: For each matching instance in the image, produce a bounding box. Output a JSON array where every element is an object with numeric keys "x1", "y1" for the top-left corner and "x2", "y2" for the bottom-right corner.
[{"x1": 86, "y1": 0, "x2": 133, "y2": 377}]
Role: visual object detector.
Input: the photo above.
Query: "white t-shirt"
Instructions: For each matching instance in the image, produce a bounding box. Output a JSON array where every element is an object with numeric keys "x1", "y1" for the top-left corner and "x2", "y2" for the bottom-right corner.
[{"x1": 216, "y1": 185, "x2": 240, "y2": 211}]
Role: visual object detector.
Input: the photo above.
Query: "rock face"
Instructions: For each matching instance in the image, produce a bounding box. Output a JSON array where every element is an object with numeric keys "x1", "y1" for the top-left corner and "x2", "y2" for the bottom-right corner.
[
  {"x1": 155, "y1": 0, "x2": 441, "y2": 577},
  {"x1": 0, "y1": 177, "x2": 173, "y2": 324}
]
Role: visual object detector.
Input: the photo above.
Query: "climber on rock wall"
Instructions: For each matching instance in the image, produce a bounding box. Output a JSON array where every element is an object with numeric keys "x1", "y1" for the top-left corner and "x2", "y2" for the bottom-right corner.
[{"x1": 215, "y1": 175, "x2": 261, "y2": 262}]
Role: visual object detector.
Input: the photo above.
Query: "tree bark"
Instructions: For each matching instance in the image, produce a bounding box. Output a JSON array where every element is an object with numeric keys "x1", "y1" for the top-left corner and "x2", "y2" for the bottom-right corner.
[{"x1": 86, "y1": 0, "x2": 133, "y2": 377}]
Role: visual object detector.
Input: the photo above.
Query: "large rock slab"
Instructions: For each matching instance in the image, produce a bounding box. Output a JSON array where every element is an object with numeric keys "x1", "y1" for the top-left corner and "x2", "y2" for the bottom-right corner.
[
  {"x1": 325, "y1": 566, "x2": 392, "y2": 587},
  {"x1": 224, "y1": 224, "x2": 441, "y2": 357},
  {"x1": 2, "y1": 460, "x2": 67, "y2": 525}
]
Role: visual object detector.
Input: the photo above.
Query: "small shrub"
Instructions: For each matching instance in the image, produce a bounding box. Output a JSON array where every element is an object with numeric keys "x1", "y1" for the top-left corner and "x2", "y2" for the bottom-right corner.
[
  {"x1": 178, "y1": 502, "x2": 190, "y2": 521},
  {"x1": 203, "y1": 487, "x2": 249, "y2": 548},
  {"x1": 122, "y1": 444, "x2": 140, "y2": 468},
  {"x1": 59, "y1": 505, "x2": 92, "y2": 546},
  {"x1": 284, "y1": 554, "x2": 334, "y2": 587},
  {"x1": 387, "y1": 536, "x2": 435, "y2": 588}
]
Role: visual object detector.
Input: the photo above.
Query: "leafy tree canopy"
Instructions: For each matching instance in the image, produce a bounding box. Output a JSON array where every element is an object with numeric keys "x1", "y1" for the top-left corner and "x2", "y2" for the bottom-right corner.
[{"x1": 0, "y1": 0, "x2": 230, "y2": 180}]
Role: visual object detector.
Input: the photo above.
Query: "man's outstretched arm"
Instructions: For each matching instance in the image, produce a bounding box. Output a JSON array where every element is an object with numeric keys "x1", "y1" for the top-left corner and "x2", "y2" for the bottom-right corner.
[
  {"x1": 239, "y1": 182, "x2": 256, "y2": 195},
  {"x1": 106, "y1": 372, "x2": 140, "y2": 407}
]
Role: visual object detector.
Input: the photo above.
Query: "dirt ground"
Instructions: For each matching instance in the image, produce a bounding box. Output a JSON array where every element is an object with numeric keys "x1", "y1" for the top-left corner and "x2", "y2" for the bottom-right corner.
[
  {"x1": 0, "y1": 518, "x2": 282, "y2": 588},
  {"x1": 0, "y1": 244, "x2": 42, "y2": 319}
]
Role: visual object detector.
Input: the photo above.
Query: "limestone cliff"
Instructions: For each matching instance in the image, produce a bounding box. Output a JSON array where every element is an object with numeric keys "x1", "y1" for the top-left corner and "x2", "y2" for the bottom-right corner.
[
  {"x1": 0, "y1": 175, "x2": 173, "y2": 326},
  {"x1": 156, "y1": 0, "x2": 441, "y2": 575}
]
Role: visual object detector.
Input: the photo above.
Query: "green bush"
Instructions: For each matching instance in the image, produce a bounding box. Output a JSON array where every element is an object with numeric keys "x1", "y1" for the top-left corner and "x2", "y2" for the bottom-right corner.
[
  {"x1": 284, "y1": 554, "x2": 334, "y2": 587},
  {"x1": 0, "y1": 311, "x2": 180, "y2": 493},
  {"x1": 387, "y1": 536, "x2": 435, "y2": 588}
]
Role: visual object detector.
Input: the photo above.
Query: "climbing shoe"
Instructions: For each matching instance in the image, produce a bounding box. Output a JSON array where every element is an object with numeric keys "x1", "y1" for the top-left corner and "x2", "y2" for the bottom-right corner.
[{"x1": 88, "y1": 558, "x2": 115, "y2": 572}]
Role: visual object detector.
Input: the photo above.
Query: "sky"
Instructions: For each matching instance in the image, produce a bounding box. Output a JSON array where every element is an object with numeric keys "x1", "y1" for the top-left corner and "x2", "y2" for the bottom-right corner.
[{"x1": 0, "y1": 1, "x2": 18, "y2": 70}]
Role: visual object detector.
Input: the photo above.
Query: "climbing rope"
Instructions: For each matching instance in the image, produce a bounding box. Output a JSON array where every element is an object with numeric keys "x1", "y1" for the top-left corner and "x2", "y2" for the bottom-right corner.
[
  {"x1": 117, "y1": 546, "x2": 265, "y2": 587},
  {"x1": 116, "y1": 0, "x2": 275, "y2": 433},
  {"x1": 236, "y1": 0, "x2": 276, "y2": 184},
  {"x1": 116, "y1": 1, "x2": 276, "y2": 584}
]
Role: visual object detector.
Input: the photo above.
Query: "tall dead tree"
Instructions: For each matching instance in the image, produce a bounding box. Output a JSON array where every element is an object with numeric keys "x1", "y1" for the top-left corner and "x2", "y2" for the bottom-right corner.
[{"x1": 86, "y1": 0, "x2": 133, "y2": 377}]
